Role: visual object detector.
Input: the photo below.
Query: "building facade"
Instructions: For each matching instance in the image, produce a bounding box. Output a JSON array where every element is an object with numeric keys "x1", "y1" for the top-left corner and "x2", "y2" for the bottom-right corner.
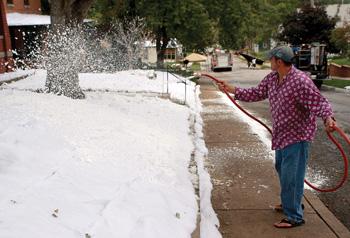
[
  {"x1": 4, "y1": 0, "x2": 41, "y2": 14},
  {"x1": 1, "y1": 0, "x2": 43, "y2": 72},
  {"x1": 0, "y1": 0, "x2": 12, "y2": 73}
]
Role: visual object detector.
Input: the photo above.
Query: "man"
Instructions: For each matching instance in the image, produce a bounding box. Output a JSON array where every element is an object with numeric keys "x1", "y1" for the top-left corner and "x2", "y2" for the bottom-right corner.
[{"x1": 217, "y1": 45, "x2": 336, "y2": 228}]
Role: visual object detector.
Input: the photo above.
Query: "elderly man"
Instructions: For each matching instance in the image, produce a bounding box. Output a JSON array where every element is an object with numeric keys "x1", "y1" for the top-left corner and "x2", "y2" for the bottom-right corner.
[{"x1": 217, "y1": 45, "x2": 336, "y2": 228}]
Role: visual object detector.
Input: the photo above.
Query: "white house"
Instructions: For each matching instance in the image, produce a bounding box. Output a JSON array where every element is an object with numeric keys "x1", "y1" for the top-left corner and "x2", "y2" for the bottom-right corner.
[{"x1": 142, "y1": 38, "x2": 183, "y2": 65}]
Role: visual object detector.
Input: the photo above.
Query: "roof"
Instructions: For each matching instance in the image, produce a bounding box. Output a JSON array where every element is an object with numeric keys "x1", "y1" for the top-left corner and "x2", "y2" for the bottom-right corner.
[
  {"x1": 6, "y1": 13, "x2": 93, "y2": 27},
  {"x1": 144, "y1": 40, "x2": 156, "y2": 48},
  {"x1": 184, "y1": 53, "x2": 207, "y2": 62},
  {"x1": 6, "y1": 13, "x2": 50, "y2": 26},
  {"x1": 167, "y1": 39, "x2": 179, "y2": 48},
  {"x1": 143, "y1": 38, "x2": 182, "y2": 49}
]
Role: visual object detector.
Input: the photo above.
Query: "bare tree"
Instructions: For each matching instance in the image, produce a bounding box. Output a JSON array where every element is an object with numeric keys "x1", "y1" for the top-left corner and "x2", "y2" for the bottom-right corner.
[
  {"x1": 107, "y1": 18, "x2": 147, "y2": 70},
  {"x1": 45, "y1": 0, "x2": 95, "y2": 99}
]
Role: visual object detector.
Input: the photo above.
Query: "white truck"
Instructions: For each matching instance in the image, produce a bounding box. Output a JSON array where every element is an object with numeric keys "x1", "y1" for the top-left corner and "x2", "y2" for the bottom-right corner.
[{"x1": 211, "y1": 50, "x2": 233, "y2": 72}]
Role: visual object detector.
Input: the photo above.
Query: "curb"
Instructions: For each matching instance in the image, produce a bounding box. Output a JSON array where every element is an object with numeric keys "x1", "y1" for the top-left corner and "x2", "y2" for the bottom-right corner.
[
  {"x1": 329, "y1": 76, "x2": 350, "y2": 81},
  {"x1": 321, "y1": 85, "x2": 349, "y2": 94},
  {"x1": 0, "y1": 72, "x2": 35, "y2": 86},
  {"x1": 304, "y1": 190, "x2": 350, "y2": 238},
  {"x1": 191, "y1": 216, "x2": 200, "y2": 238}
]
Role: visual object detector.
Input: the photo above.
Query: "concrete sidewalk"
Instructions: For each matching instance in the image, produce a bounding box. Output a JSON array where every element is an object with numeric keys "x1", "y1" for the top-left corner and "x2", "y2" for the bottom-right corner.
[
  {"x1": 0, "y1": 70, "x2": 35, "y2": 85},
  {"x1": 199, "y1": 80, "x2": 350, "y2": 238}
]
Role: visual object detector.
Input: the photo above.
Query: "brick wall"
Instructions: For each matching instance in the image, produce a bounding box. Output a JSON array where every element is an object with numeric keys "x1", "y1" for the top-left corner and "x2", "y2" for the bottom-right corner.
[
  {"x1": 329, "y1": 63, "x2": 350, "y2": 78},
  {"x1": 0, "y1": 0, "x2": 12, "y2": 73},
  {"x1": 4, "y1": 0, "x2": 41, "y2": 14}
]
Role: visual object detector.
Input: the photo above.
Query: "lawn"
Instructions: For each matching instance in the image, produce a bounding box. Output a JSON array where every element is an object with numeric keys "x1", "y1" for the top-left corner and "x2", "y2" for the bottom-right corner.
[
  {"x1": 323, "y1": 79, "x2": 350, "y2": 88},
  {"x1": 190, "y1": 62, "x2": 201, "y2": 71},
  {"x1": 328, "y1": 57, "x2": 350, "y2": 66},
  {"x1": 254, "y1": 50, "x2": 269, "y2": 61}
]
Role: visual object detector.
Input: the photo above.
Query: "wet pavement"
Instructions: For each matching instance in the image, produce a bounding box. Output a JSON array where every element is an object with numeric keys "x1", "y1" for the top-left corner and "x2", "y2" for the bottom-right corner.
[{"x1": 198, "y1": 63, "x2": 350, "y2": 237}]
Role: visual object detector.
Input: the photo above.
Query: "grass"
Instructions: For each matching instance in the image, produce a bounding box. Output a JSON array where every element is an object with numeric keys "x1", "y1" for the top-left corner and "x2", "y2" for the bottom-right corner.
[
  {"x1": 323, "y1": 79, "x2": 350, "y2": 88},
  {"x1": 190, "y1": 62, "x2": 201, "y2": 71},
  {"x1": 328, "y1": 57, "x2": 350, "y2": 66},
  {"x1": 260, "y1": 64, "x2": 271, "y2": 69},
  {"x1": 254, "y1": 50, "x2": 269, "y2": 61}
]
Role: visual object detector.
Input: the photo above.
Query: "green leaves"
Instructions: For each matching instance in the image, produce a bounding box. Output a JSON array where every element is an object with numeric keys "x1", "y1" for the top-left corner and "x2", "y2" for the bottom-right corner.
[
  {"x1": 278, "y1": 4, "x2": 336, "y2": 46},
  {"x1": 331, "y1": 25, "x2": 350, "y2": 56},
  {"x1": 211, "y1": 0, "x2": 301, "y2": 49},
  {"x1": 89, "y1": 0, "x2": 303, "y2": 56}
]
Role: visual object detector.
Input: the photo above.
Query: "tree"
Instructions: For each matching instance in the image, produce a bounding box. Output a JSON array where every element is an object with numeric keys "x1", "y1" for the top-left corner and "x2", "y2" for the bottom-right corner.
[
  {"x1": 331, "y1": 24, "x2": 350, "y2": 56},
  {"x1": 317, "y1": 0, "x2": 350, "y2": 4},
  {"x1": 135, "y1": 0, "x2": 173, "y2": 66},
  {"x1": 173, "y1": 0, "x2": 215, "y2": 52},
  {"x1": 135, "y1": 0, "x2": 214, "y2": 66},
  {"x1": 50, "y1": 0, "x2": 95, "y2": 26},
  {"x1": 251, "y1": 0, "x2": 301, "y2": 47},
  {"x1": 40, "y1": 0, "x2": 50, "y2": 14},
  {"x1": 44, "y1": 0, "x2": 95, "y2": 99},
  {"x1": 89, "y1": 0, "x2": 302, "y2": 58},
  {"x1": 89, "y1": 0, "x2": 137, "y2": 28},
  {"x1": 216, "y1": 0, "x2": 246, "y2": 49},
  {"x1": 107, "y1": 18, "x2": 147, "y2": 70},
  {"x1": 204, "y1": 0, "x2": 301, "y2": 50},
  {"x1": 278, "y1": 4, "x2": 336, "y2": 46}
]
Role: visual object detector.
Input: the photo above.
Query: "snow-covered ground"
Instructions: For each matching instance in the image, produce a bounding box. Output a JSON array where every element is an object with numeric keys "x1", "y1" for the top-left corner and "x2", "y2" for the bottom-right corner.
[{"x1": 0, "y1": 70, "x2": 221, "y2": 238}]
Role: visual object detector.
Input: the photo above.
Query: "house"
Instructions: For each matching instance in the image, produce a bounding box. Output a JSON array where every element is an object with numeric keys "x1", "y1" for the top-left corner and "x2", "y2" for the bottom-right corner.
[
  {"x1": 0, "y1": 0, "x2": 12, "y2": 73},
  {"x1": 164, "y1": 38, "x2": 183, "y2": 62},
  {"x1": 4, "y1": 0, "x2": 49, "y2": 67},
  {"x1": 142, "y1": 38, "x2": 183, "y2": 65},
  {"x1": 142, "y1": 40, "x2": 157, "y2": 65},
  {"x1": 5, "y1": 0, "x2": 41, "y2": 14},
  {"x1": 0, "y1": 0, "x2": 49, "y2": 72}
]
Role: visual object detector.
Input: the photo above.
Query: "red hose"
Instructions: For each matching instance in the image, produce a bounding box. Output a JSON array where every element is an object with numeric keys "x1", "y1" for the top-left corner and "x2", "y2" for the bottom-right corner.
[{"x1": 201, "y1": 73, "x2": 349, "y2": 193}]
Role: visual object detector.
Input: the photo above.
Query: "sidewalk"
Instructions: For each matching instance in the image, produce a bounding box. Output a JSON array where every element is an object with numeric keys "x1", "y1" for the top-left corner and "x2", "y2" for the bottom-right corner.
[
  {"x1": 0, "y1": 69, "x2": 35, "y2": 85},
  {"x1": 198, "y1": 79, "x2": 350, "y2": 238}
]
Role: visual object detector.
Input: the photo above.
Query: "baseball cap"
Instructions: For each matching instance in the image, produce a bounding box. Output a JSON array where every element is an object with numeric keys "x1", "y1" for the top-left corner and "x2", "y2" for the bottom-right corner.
[{"x1": 267, "y1": 45, "x2": 294, "y2": 63}]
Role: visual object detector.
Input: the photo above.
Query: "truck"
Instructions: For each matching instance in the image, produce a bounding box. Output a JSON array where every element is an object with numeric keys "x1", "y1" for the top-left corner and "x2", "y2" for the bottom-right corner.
[
  {"x1": 211, "y1": 50, "x2": 233, "y2": 72},
  {"x1": 292, "y1": 43, "x2": 328, "y2": 88}
]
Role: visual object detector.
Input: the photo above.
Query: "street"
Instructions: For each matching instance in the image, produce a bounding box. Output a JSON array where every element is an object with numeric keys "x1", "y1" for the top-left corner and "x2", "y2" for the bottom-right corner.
[{"x1": 203, "y1": 56, "x2": 350, "y2": 230}]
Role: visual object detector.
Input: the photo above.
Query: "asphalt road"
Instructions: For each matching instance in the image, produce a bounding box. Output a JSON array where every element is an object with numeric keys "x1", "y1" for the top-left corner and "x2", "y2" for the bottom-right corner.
[{"x1": 202, "y1": 57, "x2": 350, "y2": 229}]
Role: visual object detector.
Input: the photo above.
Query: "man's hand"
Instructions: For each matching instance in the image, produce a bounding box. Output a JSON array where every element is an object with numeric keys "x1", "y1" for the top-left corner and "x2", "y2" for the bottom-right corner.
[
  {"x1": 216, "y1": 80, "x2": 236, "y2": 94},
  {"x1": 324, "y1": 116, "x2": 336, "y2": 133}
]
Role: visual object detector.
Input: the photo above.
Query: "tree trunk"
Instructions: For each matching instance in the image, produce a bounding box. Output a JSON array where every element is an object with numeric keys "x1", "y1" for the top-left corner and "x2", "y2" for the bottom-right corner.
[
  {"x1": 50, "y1": 0, "x2": 94, "y2": 25},
  {"x1": 45, "y1": 0, "x2": 94, "y2": 99},
  {"x1": 71, "y1": 0, "x2": 95, "y2": 23},
  {"x1": 156, "y1": 26, "x2": 168, "y2": 68}
]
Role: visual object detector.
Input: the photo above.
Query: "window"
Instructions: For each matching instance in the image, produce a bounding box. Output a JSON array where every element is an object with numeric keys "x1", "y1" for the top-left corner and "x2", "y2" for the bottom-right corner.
[
  {"x1": 24, "y1": 0, "x2": 30, "y2": 6},
  {"x1": 7, "y1": 0, "x2": 14, "y2": 5}
]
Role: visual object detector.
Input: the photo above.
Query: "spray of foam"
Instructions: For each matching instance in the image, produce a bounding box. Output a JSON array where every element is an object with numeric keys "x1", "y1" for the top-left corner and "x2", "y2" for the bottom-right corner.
[{"x1": 218, "y1": 91, "x2": 328, "y2": 189}]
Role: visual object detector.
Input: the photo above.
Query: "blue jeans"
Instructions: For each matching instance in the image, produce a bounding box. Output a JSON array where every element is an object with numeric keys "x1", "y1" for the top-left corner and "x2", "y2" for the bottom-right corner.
[{"x1": 275, "y1": 141, "x2": 310, "y2": 223}]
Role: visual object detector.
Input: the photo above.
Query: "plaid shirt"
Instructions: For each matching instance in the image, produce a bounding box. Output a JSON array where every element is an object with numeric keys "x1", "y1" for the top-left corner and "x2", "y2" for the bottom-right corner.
[{"x1": 235, "y1": 66, "x2": 333, "y2": 150}]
